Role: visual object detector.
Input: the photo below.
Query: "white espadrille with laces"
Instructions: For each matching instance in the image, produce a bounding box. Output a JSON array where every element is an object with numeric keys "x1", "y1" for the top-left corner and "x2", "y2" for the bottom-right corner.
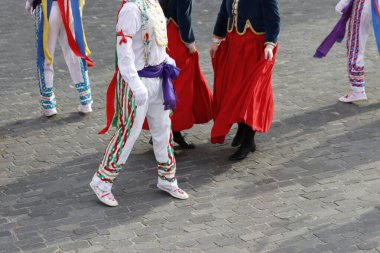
[
  {"x1": 157, "y1": 181, "x2": 189, "y2": 200},
  {"x1": 90, "y1": 181, "x2": 118, "y2": 207},
  {"x1": 78, "y1": 104, "x2": 93, "y2": 114},
  {"x1": 339, "y1": 90, "x2": 367, "y2": 103},
  {"x1": 42, "y1": 108, "x2": 57, "y2": 117}
]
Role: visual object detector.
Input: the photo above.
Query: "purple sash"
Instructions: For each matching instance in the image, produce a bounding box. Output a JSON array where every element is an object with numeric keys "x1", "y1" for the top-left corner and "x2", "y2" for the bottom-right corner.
[
  {"x1": 138, "y1": 63, "x2": 180, "y2": 110},
  {"x1": 314, "y1": 1, "x2": 353, "y2": 58}
]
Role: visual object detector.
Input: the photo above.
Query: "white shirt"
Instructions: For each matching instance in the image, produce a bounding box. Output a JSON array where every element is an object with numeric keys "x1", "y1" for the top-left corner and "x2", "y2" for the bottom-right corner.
[{"x1": 116, "y1": 2, "x2": 174, "y2": 92}]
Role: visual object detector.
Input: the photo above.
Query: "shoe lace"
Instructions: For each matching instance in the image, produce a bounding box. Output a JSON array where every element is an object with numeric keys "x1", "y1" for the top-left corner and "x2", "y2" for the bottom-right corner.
[
  {"x1": 173, "y1": 188, "x2": 185, "y2": 194},
  {"x1": 94, "y1": 185, "x2": 115, "y2": 201},
  {"x1": 101, "y1": 192, "x2": 116, "y2": 201}
]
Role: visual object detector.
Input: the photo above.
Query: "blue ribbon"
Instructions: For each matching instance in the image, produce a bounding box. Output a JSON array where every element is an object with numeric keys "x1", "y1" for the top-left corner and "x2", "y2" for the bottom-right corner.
[
  {"x1": 71, "y1": 0, "x2": 87, "y2": 70},
  {"x1": 37, "y1": 6, "x2": 45, "y2": 68},
  {"x1": 372, "y1": 0, "x2": 380, "y2": 54}
]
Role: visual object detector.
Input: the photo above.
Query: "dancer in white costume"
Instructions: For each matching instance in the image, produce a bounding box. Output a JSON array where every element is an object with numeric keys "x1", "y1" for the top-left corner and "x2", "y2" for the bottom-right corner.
[
  {"x1": 90, "y1": 0, "x2": 189, "y2": 207},
  {"x1": 336, "y1": 0, "x2": 380, "y2": 102},
  {"x1": 25, "y1": 0, "x2": 93, "y2": 116}
]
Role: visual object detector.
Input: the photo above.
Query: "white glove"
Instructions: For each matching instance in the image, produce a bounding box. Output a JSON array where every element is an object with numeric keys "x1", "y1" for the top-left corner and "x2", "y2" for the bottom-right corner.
[
  {"x1": 132, "y1": 85, "x2": 148, "y2": 106},
  {"x1": 335, "y1": 0, "x2": 350, "y2": 14},
  {"x1": 165, "y1": 55, "x2": 176, "y2": 66},
  {"x1": 264, "y1": 44, "x2": 275, "y2": 61},
  {"x1": 25, "y1": 0, "x2": 34, "y2": 15}
]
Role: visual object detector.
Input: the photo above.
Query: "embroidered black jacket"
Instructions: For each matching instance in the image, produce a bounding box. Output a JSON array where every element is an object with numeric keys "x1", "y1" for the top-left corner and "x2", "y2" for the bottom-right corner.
[{"x1": 160, "y1": 0, "x2": 195, "y2": 44}]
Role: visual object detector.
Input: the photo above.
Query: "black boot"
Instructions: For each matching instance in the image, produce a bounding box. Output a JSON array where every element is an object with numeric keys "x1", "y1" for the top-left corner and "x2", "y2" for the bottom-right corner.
[
  {"x1": 229, "y1": 126, "x2": 256, "y2": 161},
  {"x1": 231, "y1": 123, "x2": 245, "y2": 147},
  {"x1": 173, "y1": 131, "x2": 195, "y2": 149}
]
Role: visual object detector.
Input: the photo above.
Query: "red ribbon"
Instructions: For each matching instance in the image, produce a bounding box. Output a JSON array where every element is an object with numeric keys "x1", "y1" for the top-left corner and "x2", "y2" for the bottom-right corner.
[
  {"x1": 117, "y1": 30, "x2": 132, "y2": 45},
  {"x1": 57, "y1": 0, "x2": 94, "y2": 67}
]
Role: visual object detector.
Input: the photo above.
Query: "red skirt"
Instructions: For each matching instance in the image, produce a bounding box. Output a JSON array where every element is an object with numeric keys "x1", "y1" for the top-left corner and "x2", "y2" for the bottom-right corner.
[
  {"x1": 166, "y1": 21, "x2": 213, "y2": 131},
  {"x1": 211, "y1": 30, "x2": 278, "y2": 144}
]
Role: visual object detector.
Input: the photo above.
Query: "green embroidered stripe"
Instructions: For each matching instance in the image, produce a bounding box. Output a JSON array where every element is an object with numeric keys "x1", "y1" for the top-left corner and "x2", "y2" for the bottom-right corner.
[
  {"x1": 158, "y1": 175, "x2": 176, "y2": 183},
  {"x1": 115, "y1": 89, "x2": 136, "y2": 162},
  {"x1": 107, "y1": 81, "x2": 127, "y2": 166}
]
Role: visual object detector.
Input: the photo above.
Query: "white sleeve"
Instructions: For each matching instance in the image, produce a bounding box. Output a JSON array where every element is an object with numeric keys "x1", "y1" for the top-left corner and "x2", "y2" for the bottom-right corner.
[{"x1": 116, "y1": 3, "x2": 144, "y2": 92}]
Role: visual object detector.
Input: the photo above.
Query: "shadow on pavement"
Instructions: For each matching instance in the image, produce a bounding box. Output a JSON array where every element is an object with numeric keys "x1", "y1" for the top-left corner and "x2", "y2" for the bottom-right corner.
[
  {"x1": 269, "y1": 101, "x2": 380, "y2": 140},
  {"x1": 0, "y1": 142, "x2": 232, "y2": 249},
  {"x1": 0, "y1": 112, "x2": 92, "y2": 138},
  {"x1": 231, "y1": 102, "x2": 380, "y2": 199}
]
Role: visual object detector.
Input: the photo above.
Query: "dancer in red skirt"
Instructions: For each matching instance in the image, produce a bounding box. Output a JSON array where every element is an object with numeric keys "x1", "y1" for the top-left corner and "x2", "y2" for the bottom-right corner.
[
  {"x1": 210, "y1": 0, "x2": 280, "y2": 160},
  {"x1": 158, "y1": 0, "x2": 213, "y2": 149}
]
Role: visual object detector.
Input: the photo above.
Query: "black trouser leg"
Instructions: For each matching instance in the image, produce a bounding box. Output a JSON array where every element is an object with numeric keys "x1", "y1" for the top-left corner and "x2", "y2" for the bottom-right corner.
[
  {"x1": 241, "y1": 125, "x2": 255, "y2": 149},
  {"x1": 231, "y1": 123, "x2": 246, "y2": 147},
  {"x1": 173, "y1": 131, "x2": 195, "y2": 149},
  {"x1": 229, "y1": 124, "x2": 256, "y2": 161}
]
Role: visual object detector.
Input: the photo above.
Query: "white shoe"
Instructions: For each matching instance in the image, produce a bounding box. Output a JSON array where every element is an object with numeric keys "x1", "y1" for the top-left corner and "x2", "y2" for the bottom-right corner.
[
  {"x1": 78, "y1": 104, "x2": 93, "y2": 114},
  {"x1": 339, "y1": 91, "x2": 367, "y2": 103},
  {"x1": 90, "y1": 181, "x2": 118, "y2": 207},
  {"x1": 157, "y1": 183, "x2": 189, "y2": 200},
  {"x1": 42, "y1": 108, "x2": 57, "y2": 117}
]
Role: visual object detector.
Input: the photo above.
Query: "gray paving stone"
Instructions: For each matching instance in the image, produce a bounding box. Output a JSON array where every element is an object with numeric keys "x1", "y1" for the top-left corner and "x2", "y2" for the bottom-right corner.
[
  {"x1": 239, "y1": 232, "x2": 265, "y2": 242},
  {"x1": 60, "y1": 241, "x2": 91, "y2": 251},
  {"x1": 357, "y1": 241, "x2": 379, "y2": 251},
  {"x1": 77, "y1": 245, "x2": 105, "y2": 253},
  {"x1": 28, "y1": 247, "x2": 61, "y2": 253}
]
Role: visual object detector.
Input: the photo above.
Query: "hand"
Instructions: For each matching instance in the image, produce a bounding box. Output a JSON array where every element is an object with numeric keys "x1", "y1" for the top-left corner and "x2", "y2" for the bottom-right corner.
[
  {"x1": 187, "y1": 43, "x2": 197, "y2": 55},
  {"x1": 133, "y1": 85, "x2": 148, "y2": 106},
  {"x1": 264, "y1": 44, "x2": 274, "y2": 61},
  {"x1": 25, "y1": 0, "x2": 34, "y2": 15},
  {"x1": 209, "y1": 42, "x2": 220, "y2": 58},
  {"x1": 165, "y1": 56, "x2": 176, "y2": 67},
  {"x1": 335, "y1": 0, "x2": 350, "y2": 14},
  {"x1": 335, "y1": 3, "x2": 343, "y2": 14}
]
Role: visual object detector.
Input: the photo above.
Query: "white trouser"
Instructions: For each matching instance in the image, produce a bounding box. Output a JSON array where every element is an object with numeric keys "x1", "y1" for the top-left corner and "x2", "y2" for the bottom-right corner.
[
  {"x1": 347, "y1": 0, "x2": 372, "y2": 91},
  {"x1": 35, "y1": 2, "x2": 92, "y2": 109},
  {"x1": 92, "y1": 76, "x2": 176, "y2": 192}
]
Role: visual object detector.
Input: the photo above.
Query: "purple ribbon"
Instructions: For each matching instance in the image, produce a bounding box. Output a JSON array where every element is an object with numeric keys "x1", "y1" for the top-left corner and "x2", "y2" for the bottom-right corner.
[
  {"x1": 314, "y1": 1, "x2": 353, "y2": 58},
  {"x1": 138, "y1": 63, "x2": 180, "y2": 110}
]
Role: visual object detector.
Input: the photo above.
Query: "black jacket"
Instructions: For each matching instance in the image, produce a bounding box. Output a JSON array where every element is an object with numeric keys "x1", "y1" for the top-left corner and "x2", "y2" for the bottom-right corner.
[{"x1": 160, "y1": 0, "x2": 195, "y2": 44}]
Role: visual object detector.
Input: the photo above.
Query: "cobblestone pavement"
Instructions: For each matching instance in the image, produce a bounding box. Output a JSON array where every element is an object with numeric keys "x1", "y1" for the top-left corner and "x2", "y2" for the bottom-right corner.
[{"x1": 1, "y1": 0, "x2": 380, "y2": 252}]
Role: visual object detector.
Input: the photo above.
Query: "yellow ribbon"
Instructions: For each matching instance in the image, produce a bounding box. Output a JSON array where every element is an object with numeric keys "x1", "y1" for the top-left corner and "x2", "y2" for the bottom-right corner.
[
  {"x1": 42, "y1": 0, "x2": 53, "y2": 65},
  {"x1": 80, "y1": 0, "x2": 91, "y2": 56}
]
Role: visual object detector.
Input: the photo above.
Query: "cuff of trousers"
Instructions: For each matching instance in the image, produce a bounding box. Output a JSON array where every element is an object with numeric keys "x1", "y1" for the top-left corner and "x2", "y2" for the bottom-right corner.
[
  {"x1": 157, "y1": 177, "x2": 178, "y2": 190},
  {"x1": 92, "y1": 173, "x2": 112, "y2": 192},
  {"x1": 352, "y1": 86, "x2": 365, "y2": 92}
]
